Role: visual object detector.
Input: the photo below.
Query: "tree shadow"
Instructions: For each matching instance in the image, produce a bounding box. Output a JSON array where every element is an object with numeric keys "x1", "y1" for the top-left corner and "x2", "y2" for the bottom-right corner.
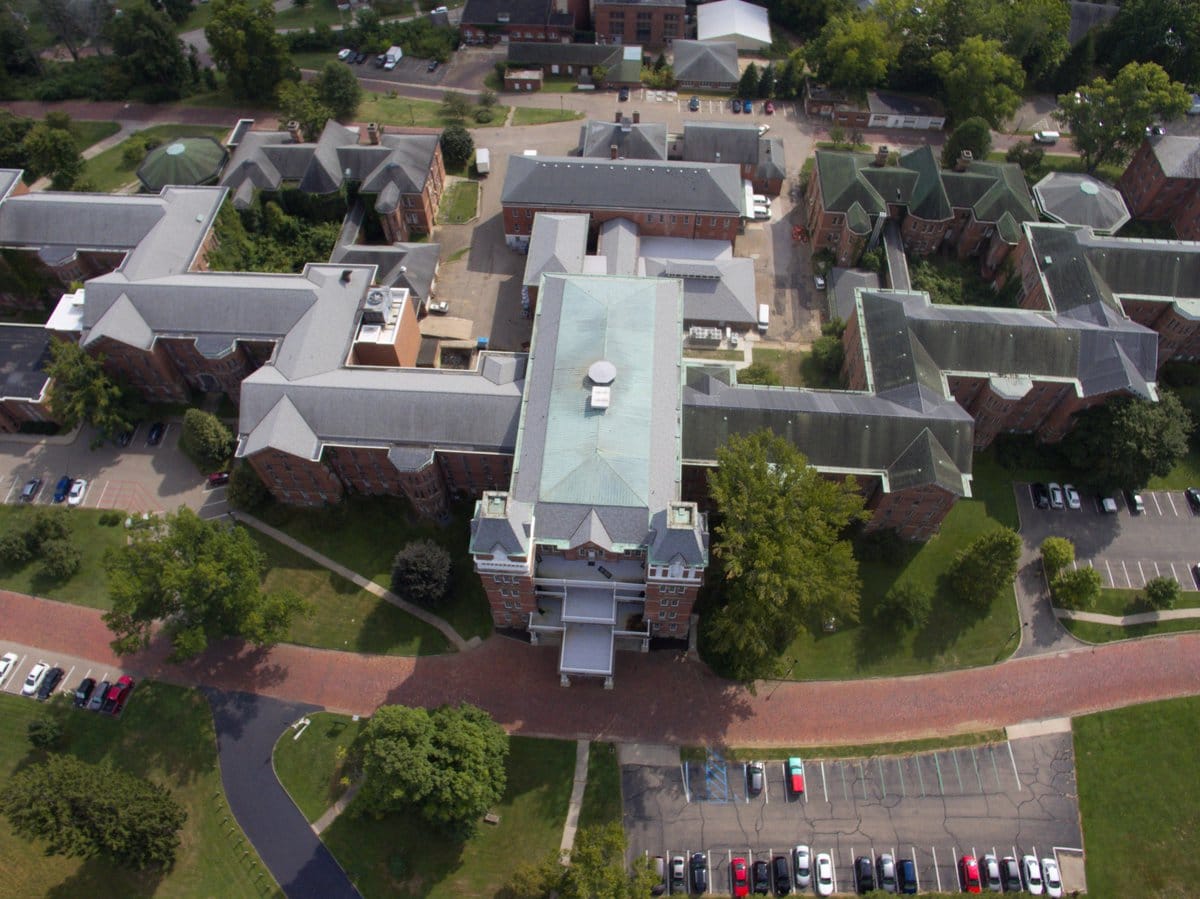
[
  {"x1": 46, "y1": 854, "x2": 166, "y2": 899},
  {"x1": 909, "y1": 571, "x2": 997, "y2": 661}
]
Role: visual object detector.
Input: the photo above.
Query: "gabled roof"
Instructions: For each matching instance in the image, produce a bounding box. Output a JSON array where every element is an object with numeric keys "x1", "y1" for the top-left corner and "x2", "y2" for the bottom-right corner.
[
  {"x1": 579, "y1": 119, "x2": 668, "y2": 160},
  {"x1": 524, "y1": 213, "x2": 590, "y2": 287},
  {"x1": 682, "y1": 122, "x2": 760, "y2": 165},
  {"x1": 1148, "y1": 135, "x2": 1200, "y2": 179},
  {"x1": 696, "y1": 0, "x2": 771, "y2": 45},
  {"x1": 672, "y1": 40, "x2": 739, "y2": 86},
  {"x1": 469, "y1": 493, "x2": 534, "y2": 557},
  {"x1": 330, "y1": 242, "x2": 440, "y2": 300},
  {"x1": 508, "y1": 42, "x2": 618, "y2": 67}
]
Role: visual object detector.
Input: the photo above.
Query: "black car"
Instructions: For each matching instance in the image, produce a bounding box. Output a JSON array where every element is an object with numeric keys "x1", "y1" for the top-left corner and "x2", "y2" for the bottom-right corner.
[
  {"x1": 1000, "y1": 856, "x2": 1022, "y2": 892},
  {"x1": 772, "y1": 855, "x2": 791, "y2": 896},
  {"x1": 1031, "y1": 482, "x2": 1051, "y2": 509},
  {"x1": 147, "y1": 421, "x2": 166, "y2": 446},
  {"x1": 897, "y1": 857, "x2": 918, "y2": 894},
  {"x1": 427, "y1": 59, "x2": 439, "y2": 72},
  {"x1": 618, "y1": 86, "x2": 630, "y2": 101},
  {"x1": 854, "y1": 856, "x2": 875, "y2": 894},
  {"x1": 88, "y1": 680, "x2": 110, "y2": 711},
  {"x1": 36, "y1": 666, "x2": 63, "y2": 700},
  {"x1": 689, "y1": 852, "x2": 708, "y2": 893},
  {"x1": 1187, "y1": 487, "x2": 1200, "y2": 513},
  {"x1": 117, "y1": 427, "x2": 135, "y2": 447},
  {"x1": 355, "y1": 51, "x2": 368, "y2": 64},
  {"x1": 20, "y1": 478, "x2": 41, "y2": 502},
  {"x1": 374, "y1": 53, "x2": 387, "y2": 67},
  {"x1": 751, "y1": 859, "x2": 770, "y2": 895},
  {"x1": 73, "y1": 677, "x2": 96, "y2": 708},
  {"x1": 747, "y1": 761, "x2": 764, "y2": 795}
]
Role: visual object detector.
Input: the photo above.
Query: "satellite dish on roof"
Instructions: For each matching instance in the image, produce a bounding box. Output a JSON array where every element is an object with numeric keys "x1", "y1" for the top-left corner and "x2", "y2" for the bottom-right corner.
[{"x1": 588, "y1": 360, "x2": 616, "y2": 385}]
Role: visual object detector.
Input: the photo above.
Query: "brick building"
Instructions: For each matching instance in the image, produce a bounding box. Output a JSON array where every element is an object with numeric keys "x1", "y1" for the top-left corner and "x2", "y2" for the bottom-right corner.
[
  {"x1": 459, "y1": 0, "x2": 579, "y2": 44},
  {"x1": 803, "y1": 84, "x2": 946, "y2": 132},
  {"x1": 593, "y1": 0, "x2": 684, "y2": 48},
  {"x1": 0, "y1": 324, "x2": 56, "y2": 433},
  {"x1": 677, "y1": 122, "x2": 786, "y2": 196},
  {"x1": 1117, "y1": 135, "x2": 1200, "y2": 241},
  {"x1": 506, "y1": 41, "x2": 646, "y2": 88}
]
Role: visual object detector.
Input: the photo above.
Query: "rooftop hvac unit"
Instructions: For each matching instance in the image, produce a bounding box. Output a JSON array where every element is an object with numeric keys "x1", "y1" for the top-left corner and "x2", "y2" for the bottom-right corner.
[{"x1": 362, "y1": 289, "x2": 388, "y2": 324}]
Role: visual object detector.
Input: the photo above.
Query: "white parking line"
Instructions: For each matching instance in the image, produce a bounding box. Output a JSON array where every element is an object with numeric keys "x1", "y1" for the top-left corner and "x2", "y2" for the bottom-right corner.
[
  {"x1": 1138, "y1": 560, "x2": 1147, "y2": 584},
  {"x1": 911, "y1": 846, "x2": 919, "y2": 892},
  {"x1": 681, "y1": 762, "x2": 690, "y2": 803},
  {"x1": 4, "y1": 476, "x2": 20, "y2": 503},
  {"x1": 1006, "y1": 742, "x2": 1022, "y2": 791},
  {"x1": 820, "y1": 761, "x2": 827, "y2": 802},
  {"x1": 96, "y1": 479, "x2": 110, "y2": 508},
  {"x1": 1104, "y1": 559, "x2": 1114, "y2": 587},
  {"x1": 763, "y1": 768, "x2": 769, "y2": 804},
  {"x1": 932, "y1": 845, "x2": 941, "y2": 892},
  {"x1": 60, "y1": 665, "x2": 75, "y2": 693},
  {"x1": 953, "y1": 846, "x2": 962, "y2": 890},
  {"x1": 1122, "y1": 559, "x2": 1131, "y2": 587},
  {"x1": 830, "y1": 849, "x2": 837, "y2": 894},
  {"x1": 1167, "y1": 492, "x2": 1180, "y2": 516},
  {"x1": 4, "y1": 653, "x2": 27, "y2": 692},
  {"x1": 1152, "y1": 492, "x2": 1164, "y2": 515}
]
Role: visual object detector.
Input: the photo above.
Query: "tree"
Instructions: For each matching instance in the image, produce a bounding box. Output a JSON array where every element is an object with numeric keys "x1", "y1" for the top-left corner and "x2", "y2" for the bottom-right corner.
[
  {"x1": 478, "y1": 88, "x2": 498, "y2": 108},
  {"x1": 107, "y1": 1, "x2": 189, "y2": 102},
  {"x1": 1141, "y1": 576, "x2": 1179, "y2": 611},
  {"x1": 809, "y1": 14, "x2": 898, "y2": 90},
  {"x1": 0, "y1": 754, "x2": 186, "y2": 869},
  {"x1": 316, "y1": 60, "x2": 362, "y2": 121},
  {"x1": 1002, "y1": 0, "x2": 1070, "y2": 85},
  {"x1": 703, "y1": 431, "x2": 868, "y2": 683},
  {"x1": 1098, "y1": 0, "x2": 1200, "y2": 88},
  {"x1": 1005, "y1": 141, "x2": 1044, "y2": 172},
  {"x1": 875, "y1": 581, "x2": 931, "y2": 630},
  {"x1": 440, "y1": 123, "x2": 474, "y2": 169},
  {"x1": 757, "y1": 63, "x2": 775, "y2": 99},
  {"x1": 737, "y1": 62, "x2": 759, "y2": 99},
  {"x1": 777, "y1": 53, "x2": 805, "y2": 100},
  {"x1": 1054, "y1": 62, "x2": 1191, "y2": 173},
  {"x1": 39, "y1": 539, "x2": 82, "y2": 581},
  {"x1": 1039, "y1": 536, "x2": 1074, "y2": 580},
  {"x1": 504, "y1": 822, "x2": 659, "y2": 898},
  {"x1": 737, "y1": 362, "x2": 781, "y2": 386},
  {"x1": 150, "y1": 0, "x2": 195, "y2": 25},
  {"x1": 1051, "y1": 566, "x2": 1100, "y2": 611},
  {"x1": 355, "y1": 703, "x2": 509, "y2": 834},
  {"x1": 441, "y1": 91, "x2": 471, "y2": 120},
  {"x1": 941, "y1": 117, "x2": 993, "y2": 168},
  {"x1": 810, "y1": 334, "x2": 844, "y2": 383},
  {"x1": 933, "y1": 36, "x2": 1024, "y2": 128},
  {"x1": 276, "y1": 81, "x2": 332, "y2": 142},
  {"x1": 103, "y1": 507, "x2": 310, "y2": 660},
  {"x1": 27, "y1": 715, "x2": 63, "y2": 750},
  {"x1": 206, "y1": 0, "x2": 294, "y2": 103},
  {"x1": 390, "y1": 539, "x2": 452, "y2": 606},
  {"x1": 43, "y1": 340, "x2": 140, "y2": 442},
  {"x1": 227, "y1": 462, "x2": 270, "y2": 512},
  {"x1": 20, "y1": 122, "x2": 82, "y2": 189},
  {"x1": 180, "y1": 409, "x2": 234, "y2": 469},
  {"x1": 1062, "y1": 392, "x2": 1192, "y2": 492},
  {"x1": 947, "y1": 528, "x2": 1021, "y2": 609},
  {"x1": 39, "y1": 0, "x2": 113, "y2": 63}
]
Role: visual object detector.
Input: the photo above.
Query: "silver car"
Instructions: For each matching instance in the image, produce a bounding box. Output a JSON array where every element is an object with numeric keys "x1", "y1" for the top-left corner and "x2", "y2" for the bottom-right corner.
[{"x1": 793, "y1": 844, "x2": 811, "y2": 889}]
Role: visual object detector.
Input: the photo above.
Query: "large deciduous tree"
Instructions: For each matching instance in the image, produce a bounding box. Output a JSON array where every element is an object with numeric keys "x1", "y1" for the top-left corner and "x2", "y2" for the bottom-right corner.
[
  {"x1": 947, "y1": 528, "x2": 1022, "y2": 609},
  {"x1": 107, "y1": 1, "x2": 189, "y2": 102},
  {"x1": 1039, "y1": 536, "x2": 1075, "y2": 580},
  {"x1": 1098, "y1": 0, "x2": 1200, "y2": 88},
  {"x1": 1061, "y1": 392, "x2": 1192, "y2": 492},
  {"x1": 0, "y1": 754, "x2": 186, "y2": 869},
  {"x1": 809, "y1": 14, "x2": 898, "y2": 90},
  {"x1": 391, "y1": 539, "x2": 451, "y2": 606},
  {"x1": 932, "y1": 36, "x2": 1025, "y2": 128},
  {"x1": 180, "y1": 408, "x2": 235, "y2": 469},
  {"x1": 1050, "y1": 566, "x2": 1100, "y2": 611},
  {"x1": 205, "y1": 0, "x2": 294, "y2": 103},
  {"x1": 20, "y1": 122, "x2": 83, "y2": 189},
  {"x1": 941, "y1": 116, "x2": 993, "y2": 168},
  {"x1": 505, "y1": 822, "x2": 660, "y2": 898},
  {"x1": 703, "y1": 430, "x2": 868, "y2": 683},
  {"x1": 103, "y1": 507, "x2": 310, "y2": 660},
  {"x1": 44, "y1": 339, "x2": 141, "y2": 439},
  {"x1": 439, "y1": 123, "x2": 474, "y2": 168},
  {"x1": 316, "y1": 61, "x2": 362, "y2": 122},
  {"x1": 1054, "y1": 62, "x2": 1191, "y2": 173},
  {"x1": 355, "y1": 703, "x2": 509, "y2": 834}
]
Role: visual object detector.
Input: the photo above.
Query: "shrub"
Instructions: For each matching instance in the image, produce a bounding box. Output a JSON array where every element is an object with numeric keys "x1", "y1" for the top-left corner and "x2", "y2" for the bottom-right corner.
[
  {"x1": 27, "y1": 715, "x2": 63, "y2": 750},
  {"x1": 737, "y1": 362, "x2": 780, "y2": 386},
  {"x1": 0, "y1": 531, "x2": 33, "y2": 566},
  {"x1": 474, "y1": 108, "x2": 494, "y2": 124},
  {"x1": 1051, "y1": 567, "x2": 1101, "y2": 611},
  {"x1": 180, "y1": 409, "x2": 234, "y2": 470},
  {"x1": 875, "y1": 581, "x2": 932, "y2": 630},
  {"x1": 391, "y1": 539, "x2": 452, "y2": 606},
  {"x1": 1040, "y1": 536, "x2": 1075, "y2": 580},
  {"x1": 1141, "y1": 576, "x2": 1179, "y2": 611},
  {"x1": 227, "y1": 463, "x2": 270, "y2": 513},
  {"x1": 39, "y1": 539, "x2": 82, "y2": 581}
]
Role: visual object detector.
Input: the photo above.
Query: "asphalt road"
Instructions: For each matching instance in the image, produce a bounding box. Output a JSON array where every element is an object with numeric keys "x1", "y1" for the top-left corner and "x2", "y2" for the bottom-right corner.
[{"x1": 202, "y1": 688, "x2": 361, "y2": 899}]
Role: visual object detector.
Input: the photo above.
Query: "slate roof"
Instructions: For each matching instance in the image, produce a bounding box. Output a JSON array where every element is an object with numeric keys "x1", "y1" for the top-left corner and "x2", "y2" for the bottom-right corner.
[
  {"x1": 579, "y1": 119, "x2": 668, "y2": 160},
  {"x1": 0, "y1": 324, "x2": 52, "y2": 402},
  {"x1": 508, "y1": 42, "x2": 617, "y2": 67},
  {"x1": 330, "y1": 242, "x2": 440, "y2": 301},
  {"x1": 683, "y1": 122, "x2": 760, "y2": 165},
  {"x1": 524, "y1": 213, "x2": 589, "y2": 287},
  {"x1": 469, "y1": 492, "x2": 534, "y2": 557},
  {"x1": 1148, "y1": 135, "x2": 1200, "y2": 179},
  {"x1": 1033, "y1": 172, "x2": 1130, "y2": 234},
  {"x1": 502, "y1": 155, "x2": 744, "y2": 215},
  {"x1": 647, "y1": 505, "x2": 708, "y2": 567},
  {"x1": 672, "y1": 40, "x2": 739, "y2": 86}
]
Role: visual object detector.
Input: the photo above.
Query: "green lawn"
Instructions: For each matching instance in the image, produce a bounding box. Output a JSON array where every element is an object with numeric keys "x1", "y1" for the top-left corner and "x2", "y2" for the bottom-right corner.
[
  {"x1": 783, "y1": 451, "x2": 1021, "y2": 680},
  {"x1": 1062, "y1": 616, "x2": 1200, "y2": 643},
  {"x1": 0, "y1": 507, "x2": 128, "y2": 610},
  {"x1": 436, "y1": 181, "x2": 479, "y2": 224},
  {"x1": 256, "y1": 495, "x2": 493, "y2": 642},
  {"x1": 750, "y1": 348, "x2": 806, "y2": 387},
  {"x1": 70, "y1": 120, "x2": 120, "y2": 150},
  {"x1": 273, "y1": 711, "x2": 365, "y2": 823},
  {"x1": 682, "y1": 348, "x2": 743, "y2": 362},
  {"x1": 81, "y1": 124, "x2": 230, "y2": 192},
  {"x1": 577, "y1": 742, "x2": 622, "y2": 830},
  {"x1": 510, "y1": 106, "x2": 583, "y2": 126},
  {"x1": 276, "y1": 0, "x2": 354, "y2": 29},
  {"x1": 253, "y1": 530, "x2": 452, "y2": 656},
  {"x1": 357, "y1": 93, "x2": 510, "y2": 129},
  {"x1": 0, "y1": 684, "x2": 280, "y2": 898},
  {"x1": 318, "y1": 734, "x2": 576, "y2": 897},
  {"x1": 681, "y1": 729, "x2": 1008, "y2": 763},
  {"x1": 986, "y1": 151, "x2": 1123, "y2": 189},
  {"x1": 1074, "y1": 696, "x2": 1200, "y2": 897},
  {"x1": 1089, "y1": 586, "x2": 1200, "y2": 617}
]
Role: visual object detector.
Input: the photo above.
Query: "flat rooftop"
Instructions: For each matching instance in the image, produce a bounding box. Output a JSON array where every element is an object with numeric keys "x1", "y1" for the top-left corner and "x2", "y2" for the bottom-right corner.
[{"x1": 0, "y1": 324, "x2": 52, "y2": 401}]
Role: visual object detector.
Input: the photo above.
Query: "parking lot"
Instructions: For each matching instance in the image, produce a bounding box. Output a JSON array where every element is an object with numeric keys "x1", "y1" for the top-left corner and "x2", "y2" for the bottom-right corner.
[
  {"x1": 624, "y1": 733, "x2": 1083, "y2": 894},
  {"x1": 0, "y1": 641, "x2": 131, "y2": 710},
  {"x1": 1018, "y1": 483, "x2": 1200, "y2": 591}
]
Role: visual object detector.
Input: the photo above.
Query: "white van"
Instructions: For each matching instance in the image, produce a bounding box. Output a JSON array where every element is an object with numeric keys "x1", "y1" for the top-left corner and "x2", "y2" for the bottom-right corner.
[
  {"x1": 757, "y1": 304, "x2": 770, "y2": 333},
  {"x1": 1032, "y1": 130, "x2": 1060, "y2": 144}
]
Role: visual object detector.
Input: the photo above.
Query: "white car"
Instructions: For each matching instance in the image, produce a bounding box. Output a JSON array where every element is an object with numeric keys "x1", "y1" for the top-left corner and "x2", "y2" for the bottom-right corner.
[
  {"x1": 1048, "y1": 482, "x2": 1065, "y2": 509},
  {"x1": 0, "y1": 652, "x2": 17, "y2": 684},
  {"x1": 815, "y1": 852, "x2": 834, "y2": 896},
  {"x1": 21, "y1": 660, "x2": 48, "y2": 696},
  {"x1": 752, "y1": 204, "x2": 771, "y2": 221},
  {"x1": 1041, "y1": 857, "x2": 1062, "y2": 897},
  {"x1": 751, "y1": 193, "x2": 772, "y2": 207},
  {"x1": 1022, "y1": 855, "x2": 1044, "y2": 895},
  {"x1": 793, "y1": 844, "x2": 811, "y2": 889},
  {"x1": 67, "y1": 478, "x2": 87, "y2": 507},
  {"x1": 982, "y1": 853, "x2": 1002, "y2": 892},
  {"x1": 758, "y1": 124, "x2": 771, "y2": 136},
  {"x1": 1063, "y1": 483, "x2": 1081, "y2": 510},
  {"x1": 337, "y1": 48, "x2": 353, "y2": 60}
]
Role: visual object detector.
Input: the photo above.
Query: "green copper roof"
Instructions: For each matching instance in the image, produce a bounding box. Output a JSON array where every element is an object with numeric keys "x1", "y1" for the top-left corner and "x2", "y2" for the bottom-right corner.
[{"x1": 137, "y1": 138, "x2": 228, "y2": 191}]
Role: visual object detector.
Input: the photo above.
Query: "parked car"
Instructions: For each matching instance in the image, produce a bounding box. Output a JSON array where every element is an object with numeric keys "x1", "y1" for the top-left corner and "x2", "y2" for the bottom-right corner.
[
  {"x1": 427, "y1": 299, "x2": 450, "y2": 315},
  {"x1": 771, "y1": 855, "x2": 790, "y2": 895},
  {"x1": 732, "y1": 98, "x2": 742, "y2": 113},
  {"x1": 758, "y1": 124, "x2": 771, "y2": 136},
  {"x1": 427, "y1": 59, "x2": 439, "y2": 72},
  {"x1": 20, "y1": 478, "x2": 41, "y2": 502},
  {"x1": 1099, "y1": 494, "x2": 1118, "y2": 513},
  {"x1": 854, "y1": 856, "x2": 875, "y2": 893},
  {"x1": 1048, "y1": 482, "x2": 1065, "y2": 509},
  {"x1": 1186, "y1": 486, "x2": 1200, "y2": 512},
  {"x1": 1041, "y1": 858, "x2": 1062, "y2": 898},
  {"x1": 207, "y1": 471, "x2": 230, "y2": 487},
  {"x1": 354, "y1": 51, "x2": 368, "y2": 64},
  {"x1": 752, "y1": 859, "x2": 770, "y2": 895},
  {"x1": 53, "y1": 475, "x2": 72, "y2": 503},
  {"x1": 747, "y1": 760, "x2": 764, "y2": 795},
  {"x1": 73, "y1": 677, "x2": 96, "y2": 708},
  {"x1": 960, "y1": 854, "x2": 982, "y2": 893},
  {"x1": 897, "y1": 857, "x2": 918, "y2": 894},
  {"x1": 337, "y1": 48, "x2": 353, "y2": 60},
  {"x1": 21, "y1": 660, "x2": 49, "y2": 696},
  {"x1": 1000, "y1": 856, "x2": 1022, "y2": 892},
  {"x1": 876, "y1": 853, "x2": 897, "y2": 893},
  {"x1": 814, "y1": 274, "x2": 827, "y2": 290},
  {"x1": 814, "y1": 853, "x2": 834, "y2": 897},
  {"x1": 1021, "y1": 855, "x2": 1044, "y2": 895},
  {"x1": 732, "y1": 856, "x2": 750, "y2": 897},
  {"x1": 375, "y1": 53, "x2": 387, "y2": 67},
  {"x1": 116, "y1": 427, "x2": 134, "y2": 447},
  {"x1": 1126, "y1": 489, "x2": 1145, "y2": 514},
  {"x1": 689, "y1": 851, "x2": 708, "y2": 894},
  {"x1": 982, "y1": 854, "x2": 1002, "y2": 892},
  {"x1": 1031, "y1": 482, "x2": 1051, "y2": 509},
  {"x1": 688, "y1": 95, "x2": 701, "y2": 111},
  {"x1": 67, "y1": 478, "x2": 87, "y2": 507},
  {"x1": 36, "y1": 666, "x2": 63, "y2": 700},
  {"x1": 752, "y1": 204, "x2": 771, "y2": 221},
  {"x1": 793, "y1": 845, "x2": 811, "y2": 889},
  {"x1": 147, "y1": 421, "x2": 166, "y2": 446},
  {"x1": 0, "y1": 651, "x2": 17, "y2": 684},
  {"x1": 786, "y1": 757, "x2": 805, "y2": 795},
  {"x1": 669, "y1": 854, "x2": 685, "y2": 892},
  {"x1": 742, "y1": 98, "x2": 753, "y2": 113},
  {"x1": 1063, "y1": 484, "x2": 1081, "y2": 510},
  {"x1": 88, "y1": 680, "x2": 110, "y2": 712},
  {"x1": 1146, "y1": 124, "x2": 1166, "y2": 136},
  {"x1": 764, "y1": 100, "x2": 775, "y2": 114},
  {"x1": 618, "y1": 86, "x2": 630, "y2": 102},
  {"x1": 109, "y1": 675, "x2": 135, "y2": 715}
]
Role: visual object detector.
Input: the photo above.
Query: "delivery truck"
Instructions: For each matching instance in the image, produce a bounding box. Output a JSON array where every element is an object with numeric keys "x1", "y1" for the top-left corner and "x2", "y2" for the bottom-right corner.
[{"x1": 475, "y1": 147, "x2": 490, "y2": 175}]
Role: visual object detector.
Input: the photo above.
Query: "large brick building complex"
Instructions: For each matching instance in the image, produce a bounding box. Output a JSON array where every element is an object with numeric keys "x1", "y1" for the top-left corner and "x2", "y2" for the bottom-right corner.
[
  {"x1": 1118, "y1": 135, "x2": 1200, "y2": 241},
  {"x1": 593, "y1": 0, "x2": 684, "y2": 48}
]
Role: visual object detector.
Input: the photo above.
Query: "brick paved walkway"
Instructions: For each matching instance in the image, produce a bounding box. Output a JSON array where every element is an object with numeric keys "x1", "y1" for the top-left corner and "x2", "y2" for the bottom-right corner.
[{"x1": 4, "y1": 589, "x2": 1198, "y2": 746}]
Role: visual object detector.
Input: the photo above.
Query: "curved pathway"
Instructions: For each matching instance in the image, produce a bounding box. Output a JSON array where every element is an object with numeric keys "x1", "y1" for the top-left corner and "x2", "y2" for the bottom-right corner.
[{"x1": 4, "y1": 589, "x2": 1200, "y2": 746}]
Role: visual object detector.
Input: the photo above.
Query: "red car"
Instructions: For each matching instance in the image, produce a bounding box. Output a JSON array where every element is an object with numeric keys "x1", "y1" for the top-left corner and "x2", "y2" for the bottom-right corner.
[
  {"x1": 732, "y1": 856, "x2": 750, "y2": 897},
  {"x1": 786, "y1": 757, "x2": 805, "y2": 795},
  {"x1": 959, "y1": 854, "x2": 982, "y2": 893},
  {"x1": 765, "y1": 100, "x2": 775, "y2": 115},
  {"x1": 108, "y1": 675, "x2": 135, "y2": 716}
]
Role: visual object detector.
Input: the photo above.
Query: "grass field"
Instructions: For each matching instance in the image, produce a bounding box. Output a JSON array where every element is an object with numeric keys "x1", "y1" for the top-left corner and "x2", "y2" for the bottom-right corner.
[
  {"x1": 681, "y1": 729, "x2": 1008, "y2": 763},
  {"x1": 1062, "y1": 616, "x2": 1200, "y2": 643},
  {"x1": 750, "y1": 348, "x2": 806, "y2": 387},
  {"x1": 257, "y1": 495, "x2": 493, "y2": 641},
  {"x1": 577, "y1": 742, "x2": 622, "y2": 830},
  {"x1": 317, "y1": 733, "x2": 576, "y2": 897},
  {"x1": 357, "y1": 93, "x2": 510, "y2": 129},
  {"x1": 436, "y1": 181, "x2": 479, "y2": 224},
  {"x1": 0, "y1": 507, "x2": 128, "y2": 610},
  {"x1": 0, "y1": 684, "x2": 280, "y2": 898},
  {"x1": 682, "y1": 348, "x2": 743, "y2": 361},
  {"x1": 1074, "y1": 696, "x2": 1200, "y2": 897},
  {"x1": 273, "y1": 711, "x2": 365, "y2": 823},
  {"x1": 70, "y1": 120, "x2": 120, "y2": 150},
  {"x1": 81, "y1": 124, "x2": 230, "y2": 192},
  {"x1": 1089, "y1": 585, "x2": 1200, "y2": 617},
  {"x1": 510, "y1": 106, "x2": 583, "y2": 126}
]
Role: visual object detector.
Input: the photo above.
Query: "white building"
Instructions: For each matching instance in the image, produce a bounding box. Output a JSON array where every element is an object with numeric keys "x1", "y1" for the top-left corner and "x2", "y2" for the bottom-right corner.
[{"x1": 696, "y1": 0, "x2": 771, "y2": 53}]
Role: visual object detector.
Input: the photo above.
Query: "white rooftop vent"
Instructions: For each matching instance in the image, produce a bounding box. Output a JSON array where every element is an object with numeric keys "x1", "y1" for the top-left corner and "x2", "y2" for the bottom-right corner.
[
  {"x1": 588, "y1": 359, "x2": 617, "y2": 385},
  {"x1": 590, "y1": 385, "x2": 611, "y2": 409}
]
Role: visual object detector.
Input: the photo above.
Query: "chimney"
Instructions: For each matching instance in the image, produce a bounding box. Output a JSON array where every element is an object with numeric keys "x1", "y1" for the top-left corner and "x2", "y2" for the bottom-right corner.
[
  {"x1": 955, "y1": 149, "x2": 974, "y2": 171},
  {"x1": 715, "y1": 152, "x2": 720, "y2": 163},
  {"x1": 611, "y1": 144, "x2": 619, "y2": 159},
  {"x1": 367, "y1": 122, "x2": 380, "y2": 145},
  {"x1": 874, "y1": 145, "x2": 889, "y2": 167},
  {"x1": 615, "y1": 110, "x2": 623, "y2": 123},
  {"x1": 287, "y1": 120, "x2": 302, "y2": 143},
  {"x1": 633, "y1": 111, "x2": 640, "y2": 124}
]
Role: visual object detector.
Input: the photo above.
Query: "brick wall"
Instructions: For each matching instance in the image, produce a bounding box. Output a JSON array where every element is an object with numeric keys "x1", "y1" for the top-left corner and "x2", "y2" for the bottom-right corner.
[
  {"x1": 90, "y1": 336, "x2": 190, "y2": 403},
  {"x1": 248, "y1": 447, "x2": 345, "y2": 506},
  {"x1": 594, "y1": 3, "x2": 682, "y2": 48}
]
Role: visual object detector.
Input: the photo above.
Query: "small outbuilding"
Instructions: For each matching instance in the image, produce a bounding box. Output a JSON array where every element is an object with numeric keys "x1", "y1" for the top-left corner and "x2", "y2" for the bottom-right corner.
[
  {"x1": 1033, "y1": 171, "x2": 1131, "y2": 235},
  {"x1": 696, "y1": 0, "x2": 771, "y2": 53},
  {"x1": 136, "y1": 137, "x2": 229, "y2": 192}
]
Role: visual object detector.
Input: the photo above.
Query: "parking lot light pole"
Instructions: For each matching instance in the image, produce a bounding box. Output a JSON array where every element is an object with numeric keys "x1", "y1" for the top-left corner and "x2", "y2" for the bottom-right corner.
[{"x1": 766, "y1": 657, "x2": 796, "y2": 701}]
